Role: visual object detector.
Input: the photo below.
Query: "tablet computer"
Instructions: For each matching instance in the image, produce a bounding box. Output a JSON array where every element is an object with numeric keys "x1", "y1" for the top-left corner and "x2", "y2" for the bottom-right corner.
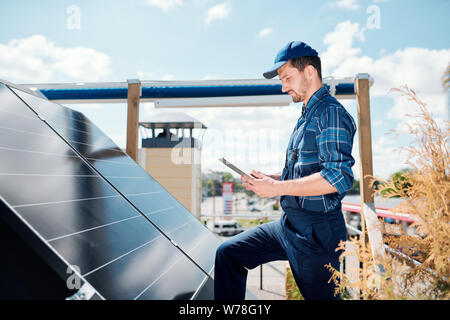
[{"x1": 218, "y1": 157, "x2": 253, "y2": 179}]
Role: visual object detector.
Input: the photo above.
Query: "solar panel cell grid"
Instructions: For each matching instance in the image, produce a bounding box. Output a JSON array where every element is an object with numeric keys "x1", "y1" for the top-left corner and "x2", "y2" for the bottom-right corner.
[
  {"x1": 12, "y1": 87, "x2": 221, "y2": 275},
  {"x1": 0, "y1": 84, "x2": 214, "y2": 299}
]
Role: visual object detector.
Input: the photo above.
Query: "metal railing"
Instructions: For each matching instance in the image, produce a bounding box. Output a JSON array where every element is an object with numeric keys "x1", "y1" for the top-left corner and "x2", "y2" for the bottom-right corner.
[{"x1": 344, "y1": 222, "x2": 424, "y2": 266}]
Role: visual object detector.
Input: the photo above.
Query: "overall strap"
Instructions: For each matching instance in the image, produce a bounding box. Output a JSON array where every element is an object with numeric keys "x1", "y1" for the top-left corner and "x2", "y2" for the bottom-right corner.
[{"x1": 284, "y1": 93, "x2": 331, "y2": 180}]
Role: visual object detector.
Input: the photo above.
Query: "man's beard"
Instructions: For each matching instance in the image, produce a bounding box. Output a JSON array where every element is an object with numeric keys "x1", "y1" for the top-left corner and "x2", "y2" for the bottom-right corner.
[{"x1": 290, "y1": 91, "x2": 303, "y2": 103}]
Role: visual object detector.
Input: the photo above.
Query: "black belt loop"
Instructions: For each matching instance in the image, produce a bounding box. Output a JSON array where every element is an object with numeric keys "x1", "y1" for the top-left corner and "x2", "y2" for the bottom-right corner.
[
  {"x1": 284, "y1": 149, "x2": 289, "y2": 168},
  {"x1": 288, "y1": 148, "x2": 298, "y2": 180},
  {"x1": 291, "y1": 148, "x2": 298, "y2": 161}
]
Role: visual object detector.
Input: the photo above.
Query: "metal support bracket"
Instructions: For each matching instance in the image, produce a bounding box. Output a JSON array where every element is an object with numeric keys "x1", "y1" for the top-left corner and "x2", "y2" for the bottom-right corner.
[{"x1": 66, "y1": 283, "x2": 97, "y2": 300}]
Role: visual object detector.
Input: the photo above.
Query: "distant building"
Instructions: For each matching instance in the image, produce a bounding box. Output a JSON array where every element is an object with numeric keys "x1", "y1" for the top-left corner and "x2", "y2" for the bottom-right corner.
[{"x1": 138, "y1": 112, "x2": 207, "y2": 219}]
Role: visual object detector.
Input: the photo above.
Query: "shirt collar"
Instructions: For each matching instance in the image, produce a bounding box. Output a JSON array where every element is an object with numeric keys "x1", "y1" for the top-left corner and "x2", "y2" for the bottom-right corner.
[{"x1": 303, "y1": 86, "x2": 329, "y2": 112}]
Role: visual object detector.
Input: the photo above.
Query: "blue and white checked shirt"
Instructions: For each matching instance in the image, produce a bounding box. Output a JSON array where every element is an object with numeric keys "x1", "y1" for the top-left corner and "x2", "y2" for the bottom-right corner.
[{"x1": 280, "y1": 86, "x2": 357, "y2": 213}]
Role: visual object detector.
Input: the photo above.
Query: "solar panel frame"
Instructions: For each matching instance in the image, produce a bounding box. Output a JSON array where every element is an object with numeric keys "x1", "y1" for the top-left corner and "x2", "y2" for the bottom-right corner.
[
  {"x1": 11, "y1": 86, "x2": 221, "y2": 277},
  {"x1": 0, "y1": 83, "x2": 215, "y2": 299}
]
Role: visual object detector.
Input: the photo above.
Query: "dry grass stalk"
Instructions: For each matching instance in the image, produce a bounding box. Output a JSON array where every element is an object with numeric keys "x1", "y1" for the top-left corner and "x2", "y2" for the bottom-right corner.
[{"x1": 329, "y1": 85, "x2": 450, "y2": 299}]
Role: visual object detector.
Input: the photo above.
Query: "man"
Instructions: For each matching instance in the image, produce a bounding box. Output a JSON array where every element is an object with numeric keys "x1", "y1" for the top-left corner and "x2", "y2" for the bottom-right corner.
[{"x1": 214, "y1": 41, "x2": 357, "y2": 300}]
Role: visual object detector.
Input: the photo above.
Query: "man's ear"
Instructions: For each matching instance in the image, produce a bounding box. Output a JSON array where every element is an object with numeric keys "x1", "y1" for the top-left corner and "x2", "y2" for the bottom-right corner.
[{"x1": 305, "y1": 65, "x2": 314, "y2": 79}]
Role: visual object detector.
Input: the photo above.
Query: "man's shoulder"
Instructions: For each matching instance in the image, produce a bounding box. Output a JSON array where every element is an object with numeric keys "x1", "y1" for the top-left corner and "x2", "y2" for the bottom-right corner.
[
  {"x1": 314, "y1": 94, "x2": 348, "y2": 117},
  {"x1": 314, "y1": 94, "x2": 357, "y2": 131}
]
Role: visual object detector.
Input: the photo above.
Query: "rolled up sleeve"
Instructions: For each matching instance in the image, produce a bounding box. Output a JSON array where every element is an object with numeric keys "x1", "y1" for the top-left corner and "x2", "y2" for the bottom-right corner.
[{"x1": 317, "y1": 105, "x2": 357, "y2": 195}]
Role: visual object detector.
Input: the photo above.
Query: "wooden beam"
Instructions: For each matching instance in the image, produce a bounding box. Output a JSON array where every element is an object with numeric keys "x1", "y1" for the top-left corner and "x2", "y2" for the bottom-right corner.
[
  {"x1": 126, "y1": 80, "x2": 141, "y2": 161},
  {"x1": 355, "y1": 76, "x2": 370, "y2": 255},
  {"x1": 356, "y1": 74, "x2": 386, "y2": 264},
  {"x1": 364, "y1": 203, "x2": 386, "y2": 260},
  {"x1": 355, "y1": 76, "x2": 374, "y2": 204}
]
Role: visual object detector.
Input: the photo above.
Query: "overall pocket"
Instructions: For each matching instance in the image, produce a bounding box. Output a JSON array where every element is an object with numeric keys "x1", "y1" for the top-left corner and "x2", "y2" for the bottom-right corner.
[
  {"x1": 311, "y1": 220, "x2": 333, "y2": 253},
  {"x1": 283, "y1": 219, "x2": 327, "y2": 255}
]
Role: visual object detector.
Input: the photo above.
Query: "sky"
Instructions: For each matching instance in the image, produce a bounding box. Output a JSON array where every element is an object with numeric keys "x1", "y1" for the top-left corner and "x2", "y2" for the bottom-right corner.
[{"x1": 1, "y1": 0, "x2": 449, "y2": 180}]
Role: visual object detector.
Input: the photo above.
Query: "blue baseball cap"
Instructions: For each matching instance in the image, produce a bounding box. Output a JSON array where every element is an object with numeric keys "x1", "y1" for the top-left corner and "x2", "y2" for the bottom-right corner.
[{"x1": 263, "y1": 41, "x2": 318, "y2": 79}]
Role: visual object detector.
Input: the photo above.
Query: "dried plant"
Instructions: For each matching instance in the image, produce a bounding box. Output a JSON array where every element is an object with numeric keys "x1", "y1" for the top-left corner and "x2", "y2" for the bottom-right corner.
[
  {"x1": 285, "y1": 264, "x2": 304, "y2": 300},
  {"x1": 329, "y1": 85, "x2": 450, "y2": 299}
]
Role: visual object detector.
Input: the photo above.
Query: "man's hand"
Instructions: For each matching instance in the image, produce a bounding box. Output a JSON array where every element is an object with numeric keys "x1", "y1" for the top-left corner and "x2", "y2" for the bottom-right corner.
[{"x1": 241, "y1": 170, "x2": 280, "y2": 198}]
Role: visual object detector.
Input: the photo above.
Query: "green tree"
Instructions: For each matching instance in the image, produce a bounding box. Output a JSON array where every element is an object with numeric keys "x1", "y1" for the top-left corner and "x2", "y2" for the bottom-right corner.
[
  {"x1": 222, "y1": 172, "x2": 233, "y2": 182},
  {"x1": 380, "y1": 168, "x2": 413, "y2": 198},
  {"x1": 206, "y1": 178, "x2": 214, "y2": 197},
  {"x1": 347, "y1": 179, "x2": 360, "y2": 195}
]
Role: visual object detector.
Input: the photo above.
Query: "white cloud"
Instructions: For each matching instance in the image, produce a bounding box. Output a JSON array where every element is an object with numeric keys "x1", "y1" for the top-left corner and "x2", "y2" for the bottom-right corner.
[
  {"x1": 372, "y1": 120, "x2": 383, "y2": 127},
  {"x1": 205, "y1": 2, "x2": 231, "y2": 25},
  {"x1": 322, "y1": 21, "x2": 450, "y2": 107},
  {"x1": 321, "y1": 21, "x2": 365, "y2": 72},
  {"x1": 330, "y1": 47, "x2": 450, "y2": 98},
  {"x1": 0, "y1": 34, "x2": 111, "y2": 83},
  {"x1": 350, "y1": 133, "x2": 412, "y2": 180},
  {"x1": 321, "y1": 20, "x2": 450, "y2": 178},
  {"x1": 201, "y1": 75, "x2": 220, "y2": 80},
  {"x1": 388, "y1": 93, "x2": 448, "y2": 133},
  {"x1": 371, "y1": 135, "x2": 409, "y2": 179},
  {"x1": 388, "y1": 93, "x2": 436, "y2": 120},
  {"x1": 145, "y1": 0, "x2": 183, "y2": 11},
  {"x1": 161, "y1": 73, "x2": 175, "y2": 80},
  {"x1": 329, "y1": 0, "x2": 360, "y2": 10},
  {"x1": 193, "y1": 0, "x2": 215, "y2": 4},
  {"x1": 137, "y1": 70, "x2": 154, "y2": 79},
  {"x1": 258, "y1": 27, "x2": 273, "y2": 38}
]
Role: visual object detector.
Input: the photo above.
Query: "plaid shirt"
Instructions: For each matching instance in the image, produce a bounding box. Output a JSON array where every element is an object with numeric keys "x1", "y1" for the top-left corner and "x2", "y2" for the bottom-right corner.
[{"x1": 280, "y1": 86, "x2": 357, "y2": 213}]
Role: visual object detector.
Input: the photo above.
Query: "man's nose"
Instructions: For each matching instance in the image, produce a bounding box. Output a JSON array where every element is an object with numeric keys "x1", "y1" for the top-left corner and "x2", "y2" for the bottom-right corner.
[{"x1": 281, "y1": 82, "x2": 289, "y2": 93}]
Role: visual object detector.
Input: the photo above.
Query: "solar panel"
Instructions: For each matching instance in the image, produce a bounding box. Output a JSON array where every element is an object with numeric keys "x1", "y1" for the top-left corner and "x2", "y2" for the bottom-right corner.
[
  {"x1": 12, "y1": 87, "x2": 221, "y2": 276},
  {"x1": 0, "y1": 83, "x2": 217, "y2": 299}
]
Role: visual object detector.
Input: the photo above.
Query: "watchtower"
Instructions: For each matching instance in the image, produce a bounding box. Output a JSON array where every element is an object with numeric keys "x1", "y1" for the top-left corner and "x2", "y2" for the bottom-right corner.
[{"x1": 138, "y1": 112, "x2": 207, "y2": 218}]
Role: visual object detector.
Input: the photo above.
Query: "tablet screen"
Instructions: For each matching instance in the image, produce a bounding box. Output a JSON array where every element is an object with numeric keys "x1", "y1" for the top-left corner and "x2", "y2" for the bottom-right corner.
[{"x1": 218, "y1": 157, "x2": 252, "y2": 179}]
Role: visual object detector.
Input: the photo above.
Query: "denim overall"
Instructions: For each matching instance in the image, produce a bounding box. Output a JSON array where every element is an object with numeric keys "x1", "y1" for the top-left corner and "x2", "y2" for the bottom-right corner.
[
  {"x1": 278, "y1": 101, "x2": 347, "y2": 300},
  {"x1": 214, "y1": 100, "x2": 347, "y2": 301}
]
